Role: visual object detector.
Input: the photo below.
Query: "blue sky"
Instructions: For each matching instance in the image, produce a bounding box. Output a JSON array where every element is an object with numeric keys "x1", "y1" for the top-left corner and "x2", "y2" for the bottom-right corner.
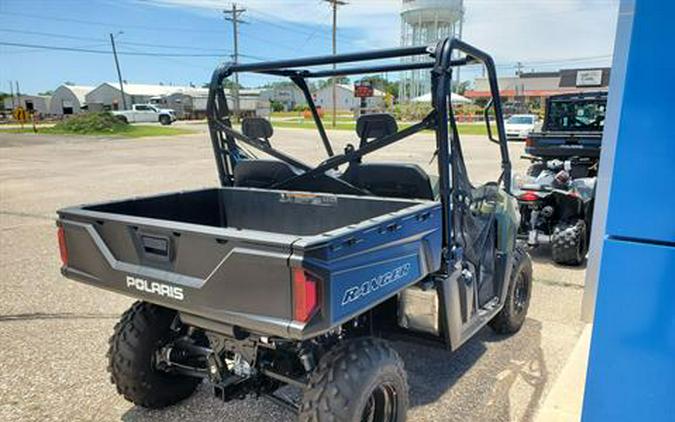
[{"x1": 1, "y1": 0, "x2": 619, "y2": 94}]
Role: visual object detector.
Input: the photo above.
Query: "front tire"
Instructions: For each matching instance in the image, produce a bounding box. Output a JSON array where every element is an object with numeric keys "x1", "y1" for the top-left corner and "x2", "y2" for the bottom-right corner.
[
  {"x1": 551, "y1": 220, "x2": 587, "y2": 266},
  {"x1": 489, "y1": 245, "x2": 533, "y2": 334},
  {"x1": 159, "y1": 115, "x2": 172, "y2": 125},
  {"x1": 299, "y1": 337, "x2": 408, "y2": 422},
  {"x1": 107, "y1": 301, "x2": 201, "y2": 409}
]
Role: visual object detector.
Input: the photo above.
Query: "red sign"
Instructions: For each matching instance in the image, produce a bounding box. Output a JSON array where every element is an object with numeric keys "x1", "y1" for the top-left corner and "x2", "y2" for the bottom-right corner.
[{"x1": 354, "y1": 82, "x2": 374, "y2": 98}]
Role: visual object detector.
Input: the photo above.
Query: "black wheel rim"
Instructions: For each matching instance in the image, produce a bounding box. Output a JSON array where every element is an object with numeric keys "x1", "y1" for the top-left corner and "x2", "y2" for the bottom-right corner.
[
  {"x1": 513, "y1": 273, "x2": 528, "y2": 315},
  {"x1": 361, "y1": 383, "x2": 398, "y2": 422}
]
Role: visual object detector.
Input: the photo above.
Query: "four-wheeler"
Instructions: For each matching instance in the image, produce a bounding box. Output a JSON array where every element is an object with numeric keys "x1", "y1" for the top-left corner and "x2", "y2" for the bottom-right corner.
[
  {"x1": 515, "y1": 91, "x2": 606, "y2": 266},
  {"x1": 56, "y1": 38, "x2": 532, "y2": 421},
  {"x1": 513, "y1": 157, "x2": 596, "y2": 265},
  {"x1": 112, "y1": 103, "x2": 176, "y2": 125}
]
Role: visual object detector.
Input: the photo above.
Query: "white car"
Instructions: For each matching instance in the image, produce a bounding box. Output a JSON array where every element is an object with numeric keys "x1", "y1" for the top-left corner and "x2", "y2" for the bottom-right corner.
[
  {"x1": 112, "y1": 104, "x2": 176, "y2": 125},
  {"x1": 504, "y1": 114, "x2": 538, "y2": 140}
]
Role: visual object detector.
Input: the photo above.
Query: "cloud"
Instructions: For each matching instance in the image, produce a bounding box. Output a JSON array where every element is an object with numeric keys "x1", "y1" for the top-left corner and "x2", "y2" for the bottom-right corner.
[{"x1": 140, "y1": 0, "x2": 619, "y2": 71}]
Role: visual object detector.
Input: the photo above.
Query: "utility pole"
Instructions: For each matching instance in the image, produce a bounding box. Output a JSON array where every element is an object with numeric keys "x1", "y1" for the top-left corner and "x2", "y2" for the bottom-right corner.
[
  {"x1": 109, "y1": 32, "x2": 127, "y2": 110},
  {"x1": 516, "y1": 61, "x2": 524, "y2": 76},
  {"x1": 9, "y1": 81, "x2": 15, "y2": 109},
  {"x1": 324, "y1": 0, "x2": 347, "y2": 128},
  {"x1": 224, "y1": 3, "x2": 246, "y2": 121}
]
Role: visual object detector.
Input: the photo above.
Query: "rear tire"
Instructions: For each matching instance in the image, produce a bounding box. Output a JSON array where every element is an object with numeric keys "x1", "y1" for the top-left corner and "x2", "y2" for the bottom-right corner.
[
  {"x1": 107, "y1": 301, "x2": 201, "y2": 409},
  {"x1": 551, "y1": 219, "x2": 587, "y2": 266},
  {"x1": 159, "y1": 115, "x2": 172, "y2": 125},
  {"x1": 299, "y1": 337, "x2": 408, "y2": 422},
  {"x1": 116, "y1": 115, "x2": 128, "y2": 124},
  {"x1": 489, "y1": 245, "x2": 533, "y2": 334}
]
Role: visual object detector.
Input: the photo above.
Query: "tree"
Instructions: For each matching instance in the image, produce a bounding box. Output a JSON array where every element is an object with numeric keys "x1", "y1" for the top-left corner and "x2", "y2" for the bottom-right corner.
[
  {"x1": 203, "y1": 80, "x2": 244, "y2": 90},
  {"x1": 317, "y1": 76, "x2": 350, "y2": 90},
  {"x1": 38, "y1": 90, "x2": 54, "y2": 96},
  {"x1": 452, "y1": 80, "x2": 471, "y2": 95}
]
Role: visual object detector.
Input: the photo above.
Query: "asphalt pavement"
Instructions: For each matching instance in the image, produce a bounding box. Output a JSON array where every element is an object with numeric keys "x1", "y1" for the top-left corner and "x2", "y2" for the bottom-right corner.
[{"x1": 0, "y1": 126, "x2": 586, "y2": 421}]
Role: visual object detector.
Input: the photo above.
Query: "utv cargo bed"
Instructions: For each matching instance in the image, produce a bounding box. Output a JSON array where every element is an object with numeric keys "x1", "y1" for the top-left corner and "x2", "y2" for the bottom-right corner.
[{"x1": 57, "y1": 187, "x2": 442, "y2": 339}]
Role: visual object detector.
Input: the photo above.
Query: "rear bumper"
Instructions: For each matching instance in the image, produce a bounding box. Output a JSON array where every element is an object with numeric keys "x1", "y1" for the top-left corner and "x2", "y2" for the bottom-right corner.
[{"x1": 526, "y1": 145, "x2": 600, "y2": 158}]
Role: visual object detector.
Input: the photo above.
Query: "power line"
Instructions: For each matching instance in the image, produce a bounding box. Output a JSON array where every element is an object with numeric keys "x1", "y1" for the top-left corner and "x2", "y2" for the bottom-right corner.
[
  {"x1": 0, "y1": 28, "x2": 232, "y2": 53},
  {"x1": 0, "y1": 11, "x2": 223, "y2": 34},
  {"x1": 0, "y1": 41, "x2": 228, "y2": 57},
  {"x1": 246, "y1": 6, "x2": 360, "y2": 43}
]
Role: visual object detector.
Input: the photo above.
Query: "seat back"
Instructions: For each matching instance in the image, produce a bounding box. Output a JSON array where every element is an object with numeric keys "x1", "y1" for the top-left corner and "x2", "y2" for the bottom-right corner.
[
  {"x1": 233, "y1": 160, "x2": 300, "y2": 188},
  {"x1": 242, "y1": 117, "x2": 273, "y2": 145},
  {"x1": 341, "y1": 162, "x2": 434, "y2": 200},
  {"x1": 355, "y1": 113, "x2": 398, "y2": 147}
]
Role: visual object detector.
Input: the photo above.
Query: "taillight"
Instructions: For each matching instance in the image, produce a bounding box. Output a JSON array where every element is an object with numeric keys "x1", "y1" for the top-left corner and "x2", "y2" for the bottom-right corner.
[
  {"x1": 57, "y1": 226, "x2": 68, "y2": 266},
  {"x1": 525, "y1": 137, "x2": 534, "y2": 147},
  {"x1": 293, "y1": 268, "x2": 320, "y2": 322},
  {"x1": 519, "y1": 191, "x2": 539, "y2": 202}
]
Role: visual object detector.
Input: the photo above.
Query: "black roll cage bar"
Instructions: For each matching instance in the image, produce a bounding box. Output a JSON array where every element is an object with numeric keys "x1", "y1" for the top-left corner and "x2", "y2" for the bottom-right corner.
[{"x1": 206, "y1": 37, "x2": 510, "y2": 261}]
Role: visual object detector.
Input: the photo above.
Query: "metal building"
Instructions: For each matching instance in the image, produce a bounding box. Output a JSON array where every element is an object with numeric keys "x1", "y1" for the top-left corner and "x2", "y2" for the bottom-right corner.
[
  {"x1": 48, "y1": 85, "x2": 94, "y2": 115},
  {"x1": 399, "y1": 0, "x2": 464, "y2": 101}
]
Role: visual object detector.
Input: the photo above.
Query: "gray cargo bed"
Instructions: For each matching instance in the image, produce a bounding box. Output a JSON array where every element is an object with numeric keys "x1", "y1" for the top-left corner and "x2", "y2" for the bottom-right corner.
[{"x1": 57, "y1": 187, "x2": 443, "y2": 339}]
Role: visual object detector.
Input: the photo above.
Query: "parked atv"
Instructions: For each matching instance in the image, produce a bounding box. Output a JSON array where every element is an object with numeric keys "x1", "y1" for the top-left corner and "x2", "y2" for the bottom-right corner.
[
  {"x1": 514, "y1": 157, "x2": 596, "y2": 265},
  {"x1": 56, "y1": 38, "x2": 532, "y2": 422}
]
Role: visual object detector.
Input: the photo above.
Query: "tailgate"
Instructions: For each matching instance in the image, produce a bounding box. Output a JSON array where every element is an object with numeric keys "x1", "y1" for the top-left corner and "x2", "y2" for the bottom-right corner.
[
  {"x1": 526, "y1": 131, "x2": 602, "y2": 158},
  {"x1": 57, "y1": 208, "x2": 298, "y2": 337}
]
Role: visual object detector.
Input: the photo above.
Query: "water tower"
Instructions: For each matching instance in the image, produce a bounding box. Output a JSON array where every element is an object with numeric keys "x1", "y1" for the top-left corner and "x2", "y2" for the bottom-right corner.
[{"x1": 400, "y1": 0, "x2": 464, "y2": 101}]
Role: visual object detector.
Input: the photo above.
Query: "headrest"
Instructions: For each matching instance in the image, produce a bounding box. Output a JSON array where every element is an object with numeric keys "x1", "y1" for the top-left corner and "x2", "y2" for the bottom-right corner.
[
  {"x1": 242, "y1": 117, "x2": 273, "y2": 139},
  {"x1": 355, "y1": 113, "x2": 398, "y2": 140}
]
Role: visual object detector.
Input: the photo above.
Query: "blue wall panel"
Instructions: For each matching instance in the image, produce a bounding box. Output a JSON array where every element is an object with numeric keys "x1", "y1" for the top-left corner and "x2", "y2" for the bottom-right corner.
[
  {"x1": 603, "y1": 0, "x2": 675, "y2": 244},
  {"x1": 583, "y1": 239, "x2": 675, "y2": 421}
]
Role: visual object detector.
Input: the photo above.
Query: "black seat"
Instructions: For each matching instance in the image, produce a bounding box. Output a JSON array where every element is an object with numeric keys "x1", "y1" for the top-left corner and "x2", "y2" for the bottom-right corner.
[
  {"x1": 242, "y1": 117, "x2": 273, "y2": 147},
  {"x1": 341, "y1": 162, "x2": 435, "y2": 200},
  {"x1": 233, "y1": 160, "x2": 301, "y2": 188},
  {"x1": 341, "y1": 114, "x2": 434, "y2": 200}
]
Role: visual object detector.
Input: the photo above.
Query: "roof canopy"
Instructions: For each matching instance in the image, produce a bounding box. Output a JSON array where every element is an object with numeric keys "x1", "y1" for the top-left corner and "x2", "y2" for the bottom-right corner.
[{"x1": 411, "y1": 92, "x2": 472, "y2": 104}]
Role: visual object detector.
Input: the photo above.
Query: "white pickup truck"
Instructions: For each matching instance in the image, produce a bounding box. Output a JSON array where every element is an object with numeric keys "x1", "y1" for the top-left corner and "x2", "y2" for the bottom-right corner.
[{"x1": 112, "y1": 104, "x2": 176, "y2": 125}]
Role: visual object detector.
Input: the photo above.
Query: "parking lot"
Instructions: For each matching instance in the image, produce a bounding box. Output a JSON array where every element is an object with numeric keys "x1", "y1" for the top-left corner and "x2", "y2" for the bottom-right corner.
[{"x1": 0, "y1": 125, "x2": 586, "y2": 421}]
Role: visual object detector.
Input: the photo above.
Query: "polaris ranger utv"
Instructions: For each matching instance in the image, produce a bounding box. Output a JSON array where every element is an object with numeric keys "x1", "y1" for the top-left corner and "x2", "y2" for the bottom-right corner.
[
  {"x1": 514, "y1": 91, "x2": 606, "y2": 265},
  {"x1": 56, "y1": 38, "x2": 532, "y2": 421}
]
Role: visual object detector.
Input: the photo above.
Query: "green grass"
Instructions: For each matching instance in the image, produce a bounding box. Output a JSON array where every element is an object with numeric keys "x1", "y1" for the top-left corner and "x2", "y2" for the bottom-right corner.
[
  {"x1": 273, "y1": 119, "x2": 495, "y2": 135},
  {"x1": 2, "y1": 124, "x2": 194, "y2": 138},
  {"x1": 0, "y1": 112, "x2": 194, "y2": 138}
]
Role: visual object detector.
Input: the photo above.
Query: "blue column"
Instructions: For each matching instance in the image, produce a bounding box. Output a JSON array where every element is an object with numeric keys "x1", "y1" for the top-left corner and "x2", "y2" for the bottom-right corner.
[{"x1": 582, "y1": 1, "x2": 675, "y2": 421}]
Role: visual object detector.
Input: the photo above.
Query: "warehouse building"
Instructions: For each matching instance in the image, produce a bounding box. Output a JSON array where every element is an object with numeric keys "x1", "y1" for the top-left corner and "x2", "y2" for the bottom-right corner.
[
  {"x1": 260, "y1": 85, "x2": 306, "y2": 111},
  {"x1": 48, "y1": 85, "x2": 94, "y2": 116},
  {"x1": 85, "y1": 82, "x2": 180, "y2": 111},
  {"x1": 3, "y1": 95, "x2": 51, "y2": 115},
  {"x1": 465, "y1": 67, "x2": 611, "y2": 106},
  {"x1": 313, "y1": 84, "x2": 386, "y2": 112}
]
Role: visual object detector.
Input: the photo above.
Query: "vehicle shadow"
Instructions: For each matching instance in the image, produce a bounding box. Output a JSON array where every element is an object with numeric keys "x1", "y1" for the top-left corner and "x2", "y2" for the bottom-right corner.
[
  {"x1": 122, "y1": 319, "x2": 547, "y2": 422},
  {"x1": 397, "y1": 318, "x2": 548, "y2": 421},
  {"x1": 528, "y1": 243, "x2": 588, "y2": 270}
]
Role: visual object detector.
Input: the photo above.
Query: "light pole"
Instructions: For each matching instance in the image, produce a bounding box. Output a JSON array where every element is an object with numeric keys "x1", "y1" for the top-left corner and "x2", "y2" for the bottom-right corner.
[{"x1": 110, "y1": 31, "x2": 127, "y2": 110}]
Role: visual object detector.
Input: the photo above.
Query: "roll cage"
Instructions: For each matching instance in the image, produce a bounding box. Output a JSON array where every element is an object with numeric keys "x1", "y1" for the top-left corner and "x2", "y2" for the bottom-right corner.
[{"x1": 206, "y1": 37, "x2": 510, "y2": 270}]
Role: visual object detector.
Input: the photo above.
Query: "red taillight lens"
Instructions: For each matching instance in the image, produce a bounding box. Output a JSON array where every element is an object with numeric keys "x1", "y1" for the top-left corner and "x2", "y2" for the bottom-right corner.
[
  {"x1": 57, "y1": 226, "x2": 68, "y2": 266},
  {"x1": 519, "y1": 191, "x2": 539, "y2": 202},
  {"x1": 525, "y1": 137, "x2": 534, "y2": 147},
  {"x1": 293, "y1": 268, "x2": 319, "y2": 322}
]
